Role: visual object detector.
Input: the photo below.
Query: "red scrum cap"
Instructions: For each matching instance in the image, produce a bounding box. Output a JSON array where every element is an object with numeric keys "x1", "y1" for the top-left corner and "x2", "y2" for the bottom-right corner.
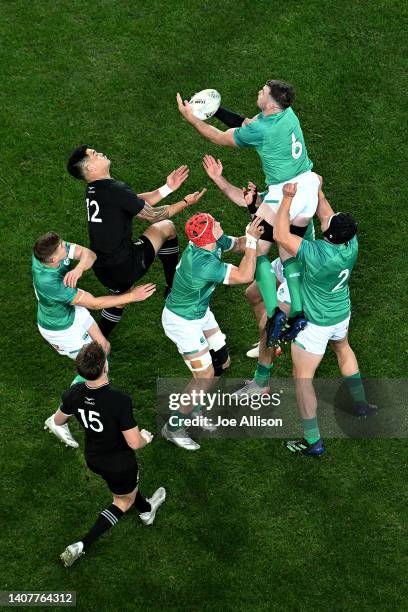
[{"x1": 185, "y1": 212, "x2": 217, "y2": 247}]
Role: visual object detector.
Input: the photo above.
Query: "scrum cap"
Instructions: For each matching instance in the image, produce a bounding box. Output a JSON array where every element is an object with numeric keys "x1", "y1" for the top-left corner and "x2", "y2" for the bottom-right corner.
[{"x1": 185, "y1": 212, "x2": 217, "y2": 247}]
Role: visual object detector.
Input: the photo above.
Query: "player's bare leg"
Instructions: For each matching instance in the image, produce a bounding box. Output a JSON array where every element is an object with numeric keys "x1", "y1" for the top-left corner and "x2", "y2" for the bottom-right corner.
[
  {"x1": 330, "y1": 337, "x2": 377, "y2": 416},
  {"x1": 143, "y1": 220, "x2": 179, "y2": 295},
  {"x1": 162, "y1": 344, "x2": 222, "y2": 451},
  {"x1": 285, "y1": 342, "x2": 325, "y2": 456},
  {"x1": 235, "y1": 285, "x2": 285, "y2": 396},
  {"x1": 88, "y1": 321, "x2": 110, "y2": 356}
]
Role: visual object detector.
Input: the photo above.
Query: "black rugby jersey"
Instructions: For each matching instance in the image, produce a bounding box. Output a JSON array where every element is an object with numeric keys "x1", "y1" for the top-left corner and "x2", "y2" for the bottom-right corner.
[
  {"x1": 60, "y1": 382, "x2": 137, "y2": 459},
  {"x1": 85, "y1": 179, "x2": 145, "y2": 266}
]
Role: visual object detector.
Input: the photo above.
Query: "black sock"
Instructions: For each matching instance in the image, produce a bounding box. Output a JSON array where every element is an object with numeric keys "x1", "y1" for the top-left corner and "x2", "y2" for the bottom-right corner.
[
  {"x1": 214, "y1": 106, "x2": 245, "y2": 128},
  {"x1": 99, "y1": 307, "x2": 123, "y2": 338},
  {"x1": 133, "y1": 491, "x2": 151, "y2": 514},
  {"x1": 158, "y1": 237, "x2": 179, "y2": 288},
  {"x1": 81, "y1": 503, "x2": 124, "y2": 550}
]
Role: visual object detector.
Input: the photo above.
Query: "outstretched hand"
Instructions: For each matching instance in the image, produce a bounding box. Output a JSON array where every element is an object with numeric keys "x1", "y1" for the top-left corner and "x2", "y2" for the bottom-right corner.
[
  {"x1": 129, "y1": 283, "x2": 156, "y2": 302},
  {"x1": 246, "y1": 216, "x2": 264, "y2": 240},
  {"x1": 184, "y1": 188, "x2": 207, "y2": 206},
  {"x1": 167, "y1": 165, "x2": 189, "y2": 191},
  {"x1": 176, "y1": 93, "x2": 195, "y2": 123},
  {"x1": 202, "y1": 155, "x2": 223, "y2": 180}
]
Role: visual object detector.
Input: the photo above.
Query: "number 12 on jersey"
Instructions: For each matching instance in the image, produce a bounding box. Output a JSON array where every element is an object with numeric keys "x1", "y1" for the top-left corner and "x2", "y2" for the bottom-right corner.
[{"x1": 86, "y1": 198, "x2": 102, "y2": 223}]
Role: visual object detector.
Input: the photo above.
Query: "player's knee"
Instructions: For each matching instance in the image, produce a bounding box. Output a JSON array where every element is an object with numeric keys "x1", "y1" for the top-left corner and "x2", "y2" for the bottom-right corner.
[
  {"x1": 207, "y1": 330, "x2": 230, "y2": 376},
  {"x1": 245, "y1": 282, "x2": 261, "y2": 305},
  {"x1": 162, "y1": 219, "x2": 176, "y2": 238},
  {"x1": 213, "y1": 347, "x2": 230, "y2": 375},
  {"x1": 113, "y1": 492, "x2": 135, "y2": 513},
  {"x1": 185, "y1": 350, "x2": 213, "y2": 375},
  {"x1": 330, "y1": 336, "x2": 350, "y2": 354},
  {"x1": 193, "y1": 363, "x2": 215, "y2": 379}
]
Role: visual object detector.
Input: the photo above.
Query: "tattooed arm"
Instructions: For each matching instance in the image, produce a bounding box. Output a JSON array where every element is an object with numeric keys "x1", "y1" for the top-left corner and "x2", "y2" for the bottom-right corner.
[{"x1": 136, "y1": 189, "x2": 207, "y2": 223}]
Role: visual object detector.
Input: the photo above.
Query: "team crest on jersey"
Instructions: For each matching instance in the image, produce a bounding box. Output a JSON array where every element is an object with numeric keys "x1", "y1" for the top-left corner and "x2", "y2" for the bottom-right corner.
[
  {"x1": 200, "y1": 336, "x2": 205, "y2": 344},
  {"x1": 82, "y1": 332, "x2": 89, "y2": 341}
]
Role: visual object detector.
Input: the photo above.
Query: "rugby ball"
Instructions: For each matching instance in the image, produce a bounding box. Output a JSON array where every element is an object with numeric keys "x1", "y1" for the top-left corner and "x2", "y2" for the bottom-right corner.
[{"x1": 189, "y1": 89, "x2": 221, "y2": 120}]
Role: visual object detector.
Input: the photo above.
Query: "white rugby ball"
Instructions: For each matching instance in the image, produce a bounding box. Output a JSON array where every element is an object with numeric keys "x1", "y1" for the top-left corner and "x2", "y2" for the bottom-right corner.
[{"x1": 189, "y1": 89, "x2": 221, "y2": 120}]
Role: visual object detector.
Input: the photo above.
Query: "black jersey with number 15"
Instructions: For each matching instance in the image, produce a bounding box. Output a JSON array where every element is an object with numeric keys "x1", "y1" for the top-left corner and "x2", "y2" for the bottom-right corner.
[
  {"x1": 85, "y1": 179, "x2": 146, "y2": 266},
  {"x1": 60, "y1": 382, "x2": 137, "y2": 460}
]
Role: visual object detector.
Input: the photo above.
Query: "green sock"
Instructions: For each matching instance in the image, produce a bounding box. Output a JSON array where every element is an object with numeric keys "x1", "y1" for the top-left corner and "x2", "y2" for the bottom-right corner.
[
  {"x1": 71, "y1": 374, "x2": 87, "y2": 386},
  {"x1": 254, "y1": 362, "x2": 273, "y2": 387},
  {"x1": 167, "y1": 410, "x2": 186, "y2": 432},
  {"x1": 345, "y1": 372, "x2": 367, "y2": 404},
  {"x1": 282, "y1": 257, "x2": 303, "y2": 317},
  {"x1": 303, "y1": 416, "x2": 320, "y2": 445},
  {"x1": 255, "y1": 255, "x2": 277, "y2": 317}
]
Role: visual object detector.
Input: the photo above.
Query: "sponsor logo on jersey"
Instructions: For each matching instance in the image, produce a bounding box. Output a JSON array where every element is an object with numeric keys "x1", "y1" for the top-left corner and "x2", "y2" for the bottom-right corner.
[{"x1": 85, "y1": 397, "x2": 95, "y2": 406}]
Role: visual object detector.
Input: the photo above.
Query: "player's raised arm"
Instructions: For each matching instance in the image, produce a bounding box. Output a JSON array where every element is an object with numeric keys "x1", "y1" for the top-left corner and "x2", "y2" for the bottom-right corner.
[
  {"x1": 273, "y1": 183, "x2": 302, "y2": 256},
  {"x1": 315, "y1": 175, "x2": 335, "y2": 224},
  {"x1": 177, "y1": 94, "x2": 237, "y2": 146},
  {"x1": 71, "y1": 283, "x2": 156, "y2": 310},
  {"x1": 136, "y1": 189, "x2": 207, "y2": 223},
  {"x1": 63, "y1": 244, "x2": 97, "y2": 288},
  {"x1": 202, "y1": 155, "x2": 247, "y2": 206},
  {"x1": 138, "y1": 165, "x2": 190, "y2": 205},
  {"x1": 225, "y1": 217, "x2": 264, "y2": 285}
]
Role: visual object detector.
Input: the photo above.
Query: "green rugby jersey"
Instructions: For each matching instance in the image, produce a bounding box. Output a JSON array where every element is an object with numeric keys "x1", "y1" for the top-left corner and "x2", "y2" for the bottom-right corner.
[
  {"x1": 32, "y1": 241, "x2": 78, "y2": 331},
  {"x1": 296, "y1": 236, "x2": 358, "y2": 326},
  {"x1": 233, "y1": 107, "x2": 313, "y2": 185},
  {"x1": 165, "y1": 234, "x2": 234, "y2": 320}
]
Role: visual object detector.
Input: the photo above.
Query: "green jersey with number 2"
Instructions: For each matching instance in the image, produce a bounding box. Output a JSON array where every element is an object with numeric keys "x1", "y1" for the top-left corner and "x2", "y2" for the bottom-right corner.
[
  {"x1": 166, "y1": 234, "x2": 234, "y2": 320},
  {"x1": 296, "y1": 236, "x2": 358, "y2": 326},
  {"x1": 233, "y1": 107, "x2": 313, "y2": 185}
]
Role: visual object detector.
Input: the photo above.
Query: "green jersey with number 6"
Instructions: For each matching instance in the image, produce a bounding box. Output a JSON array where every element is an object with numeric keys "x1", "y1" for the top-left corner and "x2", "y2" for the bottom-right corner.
[
  {"x1": 166, "y1": 234, "x2": 234, "y2": 320},
  {"x1": 296, "y1": 236, "x2": 358, "y2": 326},
  {"x1": 32, "y1": 241, "x2": 78, "y2": 331},
  {"x1": 233, "y1": 107, "x2": 313, "y2": 185}
]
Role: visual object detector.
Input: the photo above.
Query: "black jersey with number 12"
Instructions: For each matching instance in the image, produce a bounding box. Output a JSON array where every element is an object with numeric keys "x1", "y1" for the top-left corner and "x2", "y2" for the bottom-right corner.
[{"x1": 85, "y1": 179, "x2": 145, "y2": 266}]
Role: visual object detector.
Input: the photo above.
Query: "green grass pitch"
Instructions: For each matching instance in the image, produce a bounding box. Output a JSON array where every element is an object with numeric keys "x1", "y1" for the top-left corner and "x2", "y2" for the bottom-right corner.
[{"x1": 1, "y1": 1, "x2": 407, "y2": 610}]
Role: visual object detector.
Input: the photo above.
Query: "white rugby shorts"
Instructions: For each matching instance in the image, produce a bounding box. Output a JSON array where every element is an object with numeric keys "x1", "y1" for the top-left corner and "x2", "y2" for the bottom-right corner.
[
  {"x1": 258, "y1": 170, "x2": 319, "y2": 222},
  {"x1": 162, "y1": 307, "x2": 221, "y2": 355},
  {"x1": 294, "y1": 316, "x2": 351, "y2": 355},
  {"x1": 38, "y1": 306, "x2": 95, "y2": 359}
]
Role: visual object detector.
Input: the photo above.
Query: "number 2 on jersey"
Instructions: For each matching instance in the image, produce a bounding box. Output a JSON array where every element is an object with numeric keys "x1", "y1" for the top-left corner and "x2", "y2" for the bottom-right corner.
[
  {"x1": 332, "y1": 269, "x2": 349, "y2": 292},
  {"x1": 86, "y1": 198, "x2": 102, "y2": 223},
  {"x1": 78, "y1": 408, "x2": 104, "y2": 432}
]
